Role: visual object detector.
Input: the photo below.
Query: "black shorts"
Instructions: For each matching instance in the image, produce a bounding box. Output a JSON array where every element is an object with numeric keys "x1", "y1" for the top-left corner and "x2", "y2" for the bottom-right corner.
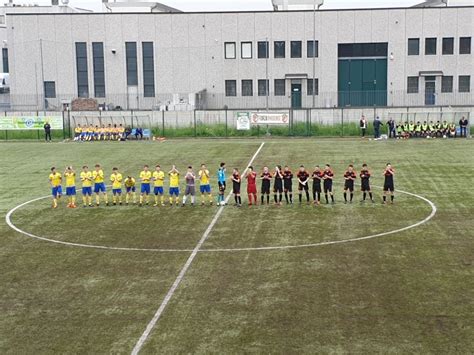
[
  {"x1": 384, "y1": 183, "x2": 395, "y2": 192},
  {"x1": 284, "y1": 182, "x2": 292, "y2": 193},
  {"x1": 218, "y1": 181, "x2": 226, "y2": 192},
  {"x1": 324, "y1": 181, "x2": 333, "y2": 193},
  {"x1": 274, "y1": 180, "x2": 283, "y2": 193},
  {"x1": 261, "y1": 181, "x2": 271, "y2": 194},
  {"x1": 361, "y1": 180, "x2": 371, "y2": 192},
  {"x1": 233, "y1": 183, "x2": 241, "y2": 194},
  {"x1": 298, "y1": 183, "x2": 309, "y2": 191},
  {"x1": 312, "y1": 182, "x2": 321, "y2": 193},
  {"x1": 344, "y1": 181, "x2": 354, "y2": 192}
]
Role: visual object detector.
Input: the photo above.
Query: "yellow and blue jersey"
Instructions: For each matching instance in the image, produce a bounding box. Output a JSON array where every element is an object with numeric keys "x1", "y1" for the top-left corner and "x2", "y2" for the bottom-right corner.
[
  {"x1": 140, "y1": 170, "x2": 152, "y2": 184},
  {"x1": 49, "y1": 172, "x2": 62, "y2": 187},
  {"x1": 64, "y1": 172, "x2": 76, "y2": 187},
  {"x1": 80, "y1": 171, "x2": 93, "y2": 187},
  {"x1": 153, "y1": 171, "x2": 165, "y2": 187},
  {"x1": 169, "y1": 172, "x2": 180, "y2": 188},
  {"x1": 110, "y1": 173, "x2": 123, "y2": 189}
]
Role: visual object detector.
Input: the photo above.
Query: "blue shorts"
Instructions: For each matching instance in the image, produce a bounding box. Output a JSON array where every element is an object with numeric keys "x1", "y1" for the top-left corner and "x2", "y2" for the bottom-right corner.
[
  {"x1": 200, "y1": 184, "x2": 211, "y2": 194},
  {"x1": 94, "y1": 183, "x2": 106, "y2": 193},
  {"x1": 126, "y1": 186, "x2": 136, "y2": 193},
  {"x1": 154, "y1": 186, "x2": 164, "y2": 195},
  {"x1": 169, "y1": 187, "x2": 180, "y2": 196},
  {"x1": 141, "y1": 184, "x2": 151, "y2": 194},
  {"x1": 66, "y1": 187, "x2": 76, "y2": 196},
  {"x1": 113, "y1": 188, "x2": 122, "y2": 195},
  {"x1": 82, "y1": 186, "x2": 92, "y2": 195},
  {"x1": 52, "y1": 186, "x2": 62, "y2": 197}
]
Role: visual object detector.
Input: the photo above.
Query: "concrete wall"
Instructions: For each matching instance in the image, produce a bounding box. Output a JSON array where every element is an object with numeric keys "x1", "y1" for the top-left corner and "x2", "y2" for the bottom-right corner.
[{"x1": 6, "y1": 7, "x2": 474, "y2": 110}]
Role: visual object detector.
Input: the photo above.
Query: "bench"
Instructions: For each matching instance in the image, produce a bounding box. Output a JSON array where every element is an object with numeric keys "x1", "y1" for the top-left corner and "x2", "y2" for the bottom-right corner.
[{"x1": 129, "y1": 128, "x2": 151, "y2": 140}]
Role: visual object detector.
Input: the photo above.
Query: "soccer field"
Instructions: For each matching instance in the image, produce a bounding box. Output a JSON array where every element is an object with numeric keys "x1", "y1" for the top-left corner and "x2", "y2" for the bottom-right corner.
[{"x1": 1, "y1": 138, "x2": 473, "y2": 354}]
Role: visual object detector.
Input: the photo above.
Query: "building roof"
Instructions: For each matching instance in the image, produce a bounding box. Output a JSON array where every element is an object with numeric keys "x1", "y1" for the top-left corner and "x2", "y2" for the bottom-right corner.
[
  {"x1": 413, "y1": 0, "x2": 474, "y2": 6},
  {"x1": 103, "y1": 1, "x2": 182, "y2": 13}
]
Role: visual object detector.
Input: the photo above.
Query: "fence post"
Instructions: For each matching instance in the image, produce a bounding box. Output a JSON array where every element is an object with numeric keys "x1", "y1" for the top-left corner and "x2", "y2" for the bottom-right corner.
[
  {"x1": 193, "y1": 109, "x2": 197, "y2": 137},
  {"x1": 161, "y1": 110, "x2": 165, "y2": 136},
  {"x1": 68, "y1": 109, "x2": 72, "y2": 139},
  {"x1": 225, "y1": 109, "x2": 228, "y2": 137},
  {"x1": 62, "y1": 110, "x2": 66, "y2": 140},
  {"x1": 130, "y1": 109, "x2": 134, "y2": 130},
  {"x1": 341, "y1": 108, "x2": 344, "y2": 138}
]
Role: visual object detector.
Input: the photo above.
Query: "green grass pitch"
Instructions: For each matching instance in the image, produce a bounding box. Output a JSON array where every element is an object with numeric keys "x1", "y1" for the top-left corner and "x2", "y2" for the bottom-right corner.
[{"x1": 1, "y1": 138, "x2": 473, "y2": 353}]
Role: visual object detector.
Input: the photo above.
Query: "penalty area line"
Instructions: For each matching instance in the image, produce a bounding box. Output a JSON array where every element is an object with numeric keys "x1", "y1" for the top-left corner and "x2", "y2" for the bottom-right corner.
[{"x1": 130, "y1": 142, "x2": 265, "y2": 355}]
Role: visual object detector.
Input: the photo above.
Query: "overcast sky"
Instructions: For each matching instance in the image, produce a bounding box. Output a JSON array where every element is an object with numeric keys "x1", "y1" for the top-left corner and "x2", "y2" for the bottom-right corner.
[{"x1": 24, "y1": 0, "x2": 420, "y2": 11}]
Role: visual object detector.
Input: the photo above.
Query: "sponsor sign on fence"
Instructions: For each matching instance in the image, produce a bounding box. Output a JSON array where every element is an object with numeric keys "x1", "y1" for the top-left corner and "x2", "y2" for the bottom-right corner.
[
  {"x1": 250, "y1": 112, "x2": 289, "y2": 125},
  {"x1": 0, "y1": 116, "x2": 63, "y2": 130},
  {"x1": 236, "y1": 112, "x2": 251, "y2": 130}
]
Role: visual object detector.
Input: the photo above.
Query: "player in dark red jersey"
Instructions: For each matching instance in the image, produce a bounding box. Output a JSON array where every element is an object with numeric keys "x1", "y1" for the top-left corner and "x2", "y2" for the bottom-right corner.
[
  {"x1": 343, "y1": 164, "x2": 357, "y2": 204},
  {"x1": 260, "y1": 166, "x2": 272, "y2": 205},
  {"x1": 323, "y1": 164, "x2": 335, "y2": 204},
  {"x1": 245, "y1": 166, "x2": 258, "y2": 206},
  {"x1": 273, "y1": 165, "x2": 284, "y2": 205},
  {"x1": 360, "y1": 163, "x2": 374, "y2": 203},
  {"x1": 297, "y1": 165, "x2": 310, "y2": 204},
  {"x1": 283, "y1": 166, "x2": 294, "y2": 204},
  {"x1": 232, "y1": 168, "x2": 242, "y2": 207},
  {"x1": 383, "y1": 163, "x2": 395, "y2": 204},
  {"x1": 312, "y1": 165, "x2": 323, "y2": 205}
]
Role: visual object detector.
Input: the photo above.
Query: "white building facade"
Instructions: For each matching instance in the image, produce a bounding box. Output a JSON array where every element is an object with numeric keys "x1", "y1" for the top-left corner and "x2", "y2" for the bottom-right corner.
[{"x1": 6, "y1": 5, "x2": 474, "y2": 111}]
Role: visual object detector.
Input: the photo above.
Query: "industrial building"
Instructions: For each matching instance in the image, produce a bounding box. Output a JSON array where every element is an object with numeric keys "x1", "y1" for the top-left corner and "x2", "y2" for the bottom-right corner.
[{"x1": 2, "y1": 0, "x2": 474, "y2": 110}]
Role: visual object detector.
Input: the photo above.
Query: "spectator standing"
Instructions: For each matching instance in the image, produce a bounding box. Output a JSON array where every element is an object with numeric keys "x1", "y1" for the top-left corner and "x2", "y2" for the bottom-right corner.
[
  {"x1": 44, "y1": 121, "x2": 52, "y2": 142},
  {"x1": 459, "y1": 116, "x2": 469, "y2": 138},
  {"x1": 359, "y1": 115, "x2": 367, "y2": 137},
  {"x1": 387, "y1": 118, "x2": 396, "y2": 138},
  {"x1": 373, "y1": 116, "x2": 383, "y2": 139}
]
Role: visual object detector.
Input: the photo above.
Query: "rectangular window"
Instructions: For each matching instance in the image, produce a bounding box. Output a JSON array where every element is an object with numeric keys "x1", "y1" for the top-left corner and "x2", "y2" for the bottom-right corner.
[
  {"x1": 258, "y1": 79, "x2": 269, "y2": 96},
  {"x1": 290, "y1": 41, "x2": 302, "y2": 58},
  {"x1": 225, "y1": 80, "x2": 237, "y2": 96},
  {"x1": 441, "y1": 76, "x2": 453, "y2": 93},
  {"x1": 307, "y1": 40, "x2": 319, "y2": 58},
  {"x1": 241, "y1": 42, "x2": 252, "y2": 59},
  {"x1": 460, "y1": 37, "x2": 471, "y2": 54},
  {"x1": 224, "y1": 42, "x2": 236, "y2": 59},
  {"x1": 2, "y1": 48, "x2": 8, "y2": 73},
  {"x1": 75, "y1": 42, "x2": 89, "y2": 98},
  {"x1": 408, "y1": 38, "x2": 420, "y2": 56},
  {"x1": 425, "y1": 38, "x2": 437, "y2": 55},
  {"x1": 442, "y1": 37, "x2": 454, "y2": 55},
  {"x1": 338, "y1": 43, "x2": 388, "y2": 57},
  {"x1": 257, "y1": 41, "x2": 269, "y2": 59},
  {"x1": 44, "y1": 81, "x2": 56, "y2": 98},
  {"x1": 274, "y1": 41, "x2": 285, "y2": 59},
  {"x1": 307, "y1": 78, "x2": 319, "y2": 96},
  {"x1": 274, "y1": 79, "x2": 285, "y2": 96},
  {"x1": 407, "y1": 76, "x2": 419, "y2": 93},
  {"x1": 241, "y1": 80, "x2": 253, "y2": 96},
  {"x1": 459, "y1": 75, "x2": 471, "y2": 93},
  {"x1": 142, "y1": 42, "x2": 155, "y2": 97},
  {"x1": 92, "y1": 42, "x2": 105, "y2": 98},
  {"x1": 125, "y1": 42, "x2": 138, "y2": 86}
]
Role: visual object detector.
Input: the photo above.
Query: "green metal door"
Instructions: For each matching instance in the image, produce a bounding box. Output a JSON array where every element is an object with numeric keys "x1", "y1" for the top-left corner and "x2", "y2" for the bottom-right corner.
[{"x1": 291, "y1": 84, "x2": 302, "y2": 108}]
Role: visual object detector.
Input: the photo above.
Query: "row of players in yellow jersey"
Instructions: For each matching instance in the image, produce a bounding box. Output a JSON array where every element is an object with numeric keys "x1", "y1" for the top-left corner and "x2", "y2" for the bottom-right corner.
[{"x1": 48, "y1": 163, "x2": 215, "y2": 208}]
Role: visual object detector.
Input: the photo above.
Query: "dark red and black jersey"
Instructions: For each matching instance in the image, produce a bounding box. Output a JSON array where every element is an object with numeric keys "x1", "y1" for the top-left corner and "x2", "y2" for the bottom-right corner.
[
  {"x1": 297, "y1": 171, "x2": 310, "y2": 182},
  {"x1": 312, "y1": 171, "x2": 323, "y2": 181},
  {"x1": 323, "y1": 170, "x2": 334, "y2": 179},
  {"x1": 384, "y1": 168, "x2": 394, "y2": 177},
  {"x1": 232, "y1": 173, "x2": 241, "y2": 183},
  {"x1": 261, "y1": 171, "x2": 272, "y2": 180},
  {"x1": 273, "y1": 170, "x2": 283, "y2": 182},
  {"x1": 360, "y1": 169, "x2": 371, "y2": 180},
  {"x1": 344, "y1": 170, "x2": 357, "y2": 180},
  {"x1": 283, "y1": 171, "x2": 293, "y2": 181}
]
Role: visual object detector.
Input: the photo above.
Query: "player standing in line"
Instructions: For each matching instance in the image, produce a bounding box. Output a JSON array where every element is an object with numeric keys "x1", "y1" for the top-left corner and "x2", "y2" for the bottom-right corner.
[
  {"x1": 360, "y1": 164, "x2": 374, "y2": 203},
  {"x1": 323, "y1": 164, "x2": 335, "y2": 204},
  {"x1": 383, "y1": 163, "x2": 395, "y2": 204},
  {"x1": 139, "y1": 165, "x2": 152, "y2": 206},
  {"x1": 283, "y1": 166, "x2": 294, "y2": 204},
  {"x1": 260, "y1": 166, "x2": 272, "y2": 205},
  {"x1": 168, "y1": 165, "x2": 180, "y2": 206},
  {"x1": 343, "y1": 164, "x2": 357, "y2": 204},
  {"x1": 231, "y1": 168, "x2": 242, "y2": 207},
  {"x1": 182, "y1": 166, "x2": 196, "y2": 207},
  {"x1": 80, "y1": 166, "x2": 93, "y2": 207},
  {"x1": 273, "y1": 165, "x2": 284, "y2": 205},
  {"x1": 93, "y1": 164, "x2": 108, "y2": 206},
  {"x1": 312, "y1": 165, "x2": 323, "y2": 205},
  {"x1": 110, "y1": 167, "x2": 123, "y2": 205},
  {"x1": 152, "y1": 165, "x2": 165, "y2": 207},
  {"x1": 217, "y1": 162, "x2": 227, "y2": 206},
  {"x1": 245, "y1": 166, "x2": 258, "y2": 206},
  {"x1": 124, "y1": 176, "x2": 137, "y2": 205},
  {"x1": 297, "y1": 165, "x2": 310, "y2": 204},
  {"x1": 64, "y1": 166, "x2": 77, "y2": 208},
  {"x1": 49, "y1": 167, "x2": 62, "y2": 209},
  {"x1": 198, "y1": 164, "x2": 213, "y2": 206}
]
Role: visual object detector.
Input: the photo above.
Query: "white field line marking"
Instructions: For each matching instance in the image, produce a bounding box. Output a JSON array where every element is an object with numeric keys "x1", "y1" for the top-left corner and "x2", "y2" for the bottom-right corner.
[
  {"x1": 200, "y1": 188, "x2": 437, "y2": 252},
  {"x1": 130, "y1": 142, "x2": 266, "y2": 355}
]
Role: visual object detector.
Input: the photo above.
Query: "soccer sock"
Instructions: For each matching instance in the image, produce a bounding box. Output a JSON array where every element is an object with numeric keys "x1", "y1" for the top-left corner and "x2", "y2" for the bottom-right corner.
[
  {"x1": 350, "y1": 193, "x2": 353, "y2": 202},
  {"x1": 235, "y1": 195, "x2": 238, "y2": 204},
  {"x1": 299, "y1": 194, "x2": 302, "y2": 203},
  {"x1": 191, "y1": 196, "x2": 195, "y2": 204},
  {"x1": 317, "y1": 192, "x2": 320, "y2": 202},
  {"x1": 209, "y1": 194, "x2": 213, "y2": 203},
  {"x1": 266, "y1": 195, "x2": 270, "y2": 204},
  {"x1": 383, "y1": 195, "x2": 387, "y2": 202},
  {"x1": 146, "y1": 195, "x2": 149, "y2": 204},
  {"x1": 325, "y1": 193, "x2": 329, "y2": 203},
  {"x1": 169, "y1": 197, "x2": 173, "y2": 204},
  {"x1": 313, "y1": 192, "x2": 316, "y2": 201},
  {"x1": 119, "y1": 195, "x2": 122, "y2": 204},
  {"x1": 274, "y1": 195, "x2": 278, "y2": 203},
  {"x1": 331, "y1": 195, "x2": 335, "y2": 202},
  {"x1": 391, "y1": 195, "x2": 394, "y2": 202},
  {"x1": 96, "y1": 195, "x2": 100, "y2": 205},
  {"x1": 305, "y1": 191, "x2": 310, "y2": 202},
  {"x1": 140, "y1": 195, "x2": 144, "y2": 204},
  {"x1": 261, "y1": 195, "x2": 264, "y2": 204},
  {"x1": 279, "y1": 194, "x2": 282, "y2": 203},
  {"x1": 155, "y1": 195, "x2": 159, "y2": 204},
  {"x1": 238, "y1": 196, "x2": 242, "y2": 204},
  {"x1": 113, "y1": 195, "x2": 116, "y2": 204},
  {"x1": 88, "y1": 195, "x2": 93, "y2": 205},
  {"x1": 126, "y1": 194, "x2": 129, "y2": 204},
  {"x1": 104, "y1": 194, "x2": 108, "y2": 204},
  {"x1": 183, "y1": 196, "x2": 187, "y2": 204},
  {"x1": 133, "y1": 193, "x2": 137, "y2": 203},
  {"x1": 363, "y1": 192, "x2": 367, "y2": 200},
  {"x1": 83, "y1": 196, "x2": 87, "y2": 206},
  {"x1": 248, "y1": 194, "x2": 252, "y2": 204},
  {"x1": 289, "y1": 193, "x2": 293, "y2": 203},
  {"x1": 344, "y1": 193, "x2": 347, "y2": 202},
  {"x1": 369, "y1": 192, "x2": 373, "y2": 200},
  {"x1": 253, "y1": 194, "x2": 257, "y2": 204},
  {"x1": 285, "y1": 193, "x2": 289, "y2": 203},
  {"x1": 53, "y1": 198, "x2": 57, "y2": 207}
]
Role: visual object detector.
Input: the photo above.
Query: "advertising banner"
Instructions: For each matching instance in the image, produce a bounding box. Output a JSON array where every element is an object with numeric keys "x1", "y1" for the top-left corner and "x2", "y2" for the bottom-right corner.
[
  {"x1": 0, "y1": 116, "x2": 63, "y2": 130},
  {"x1": 250, "y1": 112, "x2": 289, "y2": 125}
]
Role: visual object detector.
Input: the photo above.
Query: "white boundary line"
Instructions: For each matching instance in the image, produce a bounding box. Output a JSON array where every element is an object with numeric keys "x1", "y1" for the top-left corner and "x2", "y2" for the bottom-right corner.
[
  {"x1": 130, "y1": 142, "x2": 266, "y2": 355},
  {"x1": 5, "y1": 186, "x2": 437, "y2": 253}
]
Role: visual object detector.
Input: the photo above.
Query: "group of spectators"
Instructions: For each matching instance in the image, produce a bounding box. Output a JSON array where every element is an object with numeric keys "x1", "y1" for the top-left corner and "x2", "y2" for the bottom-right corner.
[
  {"x1": 360, "y1": 115, "x2": 470, "y2": 139},
  {"x1": 72, "y1": 124, "x2": 145, "y2": 142}
]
